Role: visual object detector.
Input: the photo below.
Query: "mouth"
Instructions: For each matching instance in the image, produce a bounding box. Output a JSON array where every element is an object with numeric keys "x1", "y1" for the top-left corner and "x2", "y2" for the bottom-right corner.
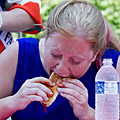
[
  {"x1": 49, "y1": 70, "x2": 76, "y2": 79},
  {"x1": 50, "y1": 71, "x2": 72, "y2": 78},
  {"x1": 49, "y1": 70, "x2": 54, "y2": 76}
]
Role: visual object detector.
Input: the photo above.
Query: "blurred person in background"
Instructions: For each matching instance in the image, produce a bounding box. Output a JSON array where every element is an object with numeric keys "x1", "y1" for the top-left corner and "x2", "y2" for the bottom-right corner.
[{"x1": 0, "y1": 0, "x2": 43, "y2": 53}]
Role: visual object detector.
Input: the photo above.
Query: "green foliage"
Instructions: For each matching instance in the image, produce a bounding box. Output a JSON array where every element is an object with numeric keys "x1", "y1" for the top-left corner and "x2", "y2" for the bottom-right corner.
[
  {"x1": 89, "y1": 0, "x2": 120, "y2": 40},
  {"x1": 23, "y1": 0, "x2": 120, "y2": 41},
  {"x1": 41, "y1": 0, "x2": 62, "y2": 23}
]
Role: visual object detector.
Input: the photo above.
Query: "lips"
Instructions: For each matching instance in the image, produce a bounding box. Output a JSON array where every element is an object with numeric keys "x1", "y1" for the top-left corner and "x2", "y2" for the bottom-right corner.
[
  {"x1": 49, "y1": 69, "x2": 75, "y2": 78},
  {"x1": 49, "y1": 70, "x2": 54, "y2": 76}
]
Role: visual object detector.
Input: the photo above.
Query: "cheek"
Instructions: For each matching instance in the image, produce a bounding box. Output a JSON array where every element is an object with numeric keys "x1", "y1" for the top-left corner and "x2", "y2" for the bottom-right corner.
[
  {"x1": 72, "y1": 67, "x2": 86, "y2": 78},
  {"x1": 43, "y1": 53, "x2": 56, "y2": 69},
  {"x1": 72, "y1": 62, "x2": 91, "y2": 78}
]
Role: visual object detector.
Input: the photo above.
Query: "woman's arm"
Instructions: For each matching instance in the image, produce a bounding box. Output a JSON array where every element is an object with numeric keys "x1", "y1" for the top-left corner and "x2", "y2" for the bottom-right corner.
[
  {"x1": 0, "y1": 0, "x2": 43, "y2": 33},
  {"x1": 0, "y1": 8, "x2": 35, "y2": 32},
  {"x1": 0, "y1": 41, "x2": 54, "y2": 119},
  {"x1": 0, "y1": 41, "x2": 18, "y2": 119}
]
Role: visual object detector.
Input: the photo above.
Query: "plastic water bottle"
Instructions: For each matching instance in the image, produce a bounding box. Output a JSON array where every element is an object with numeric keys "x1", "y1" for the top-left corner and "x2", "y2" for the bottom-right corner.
[{"x1": 95, "y1": 58, "x2": 119, "y2": 120}]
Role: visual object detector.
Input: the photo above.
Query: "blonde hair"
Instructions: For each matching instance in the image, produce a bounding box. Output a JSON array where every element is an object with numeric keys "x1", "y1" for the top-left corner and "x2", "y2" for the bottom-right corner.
[{"x1": 46, "y1": 0, "x2": 120, "y2": 56}]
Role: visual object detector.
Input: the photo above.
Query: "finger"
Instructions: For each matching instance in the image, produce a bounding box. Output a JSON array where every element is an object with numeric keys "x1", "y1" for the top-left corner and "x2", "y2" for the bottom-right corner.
[
  {"x1": 57, "y1": 87, "x2": 83, "y2": 101},
  {"x1": 60, "y1": 93, "x2": 80, "y2": 105},
  {"x1": 60, "y1": 81, "x2": 87, "y2": 95},
  {"x1": 63, "y1": 78, "x2": 86, "y2": 90},
  {"x1": 27, "y1": 82, "x2": 53, "y2": 96},
  {"x1": 27, "y1": 95, "x2": 44, "y2": 103},
  {"x1": 60, "y1": 92, "x2": 87, "y2": 108},
  {"x1": 25, "y1": 88, "x2": 48, "y2": 101},
  {"x1": 27, "y1": 77, "x2": 53, "y2": 86}
]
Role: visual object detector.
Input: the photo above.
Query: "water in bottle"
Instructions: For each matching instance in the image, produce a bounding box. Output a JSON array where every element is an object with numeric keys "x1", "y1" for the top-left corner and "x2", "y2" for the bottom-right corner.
[{"x1": 95, "y1": 58, "x2": 119, "y2": 120}]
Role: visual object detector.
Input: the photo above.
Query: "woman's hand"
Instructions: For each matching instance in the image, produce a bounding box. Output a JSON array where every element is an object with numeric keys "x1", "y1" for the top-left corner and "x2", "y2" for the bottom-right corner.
[
  {"x1": 57, "y1": 78, "x2": 95, "y2": 120},
  {"x1": 12, "y1": 77, "x2": 53, "y2": 110}
]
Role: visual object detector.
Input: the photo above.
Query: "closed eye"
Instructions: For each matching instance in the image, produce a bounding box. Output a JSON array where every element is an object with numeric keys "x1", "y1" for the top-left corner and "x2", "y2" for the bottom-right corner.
[
  {"x1": 70, "y1": 58, "x2": 82, "y2": 65},
  {"x1": 51, "y1": 53, "x2": 62, "y2": 58},
  {"x1": 72, "y1": 61, "x2": 81, "y2": 65}
]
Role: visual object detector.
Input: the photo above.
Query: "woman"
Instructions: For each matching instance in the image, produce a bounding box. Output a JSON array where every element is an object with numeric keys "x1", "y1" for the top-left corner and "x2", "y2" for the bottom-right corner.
[{"x1": 0, "y1": 0, "x2": 120, "y2": 119}]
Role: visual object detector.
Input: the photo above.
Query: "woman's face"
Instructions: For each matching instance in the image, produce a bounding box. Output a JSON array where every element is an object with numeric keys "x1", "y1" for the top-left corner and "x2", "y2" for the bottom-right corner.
[{"x1": 43, "y1": 32, "x2": 97, "y2": 79}]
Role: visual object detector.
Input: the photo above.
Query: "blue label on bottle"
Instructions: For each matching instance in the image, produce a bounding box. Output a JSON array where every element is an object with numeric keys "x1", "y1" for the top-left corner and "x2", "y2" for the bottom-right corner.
[
  {"x1": 95, "y1": 81, "x2": 104, "y2": 94},
  {"x1": 95, "y1": 81, "x2": 119, "y2": 94},
  {"x1": 117, "y1": 82, "x2": 119, "y2": 94}
]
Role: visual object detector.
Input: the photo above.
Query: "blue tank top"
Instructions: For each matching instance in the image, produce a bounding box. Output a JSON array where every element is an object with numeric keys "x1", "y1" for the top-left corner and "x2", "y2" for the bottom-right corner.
[{"x1": 11, "y1": 38, "x2": 120, "y2": 120}]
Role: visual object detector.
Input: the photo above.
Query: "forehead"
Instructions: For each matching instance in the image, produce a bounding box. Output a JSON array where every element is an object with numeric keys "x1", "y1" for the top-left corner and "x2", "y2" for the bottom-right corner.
[{"x1": 46, "y1": 32, "x2": 93, "y2": 53}]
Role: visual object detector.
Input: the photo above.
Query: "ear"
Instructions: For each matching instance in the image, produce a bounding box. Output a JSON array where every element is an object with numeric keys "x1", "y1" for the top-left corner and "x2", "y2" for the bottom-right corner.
[{"x1": 91, "y1": 50, "x2": 99, "y2": 62}]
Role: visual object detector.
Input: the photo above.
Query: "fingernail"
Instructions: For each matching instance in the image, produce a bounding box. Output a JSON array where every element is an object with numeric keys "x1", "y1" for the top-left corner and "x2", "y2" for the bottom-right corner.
[
  {"x1": 57, "y1": 80, "x2": 63, "y2": 85},
  {"x1": 57, "y1": 87, "x2": 61, "y2": 90},
  {"x1": 63, "y1": 78, "x2": 69, "y2": 81},
  {"x1": 50, "y1": 92, "x2": 53, "y2": 95},
  {"x1": 46, "y1": 97, "x2": 48, "y2": 101},
  {"x1": 53, "y1": 83, "x2": 56, "y2": 85},
  {"x1": 60, "y1": 92, "x2": 64, "y2": 95}
]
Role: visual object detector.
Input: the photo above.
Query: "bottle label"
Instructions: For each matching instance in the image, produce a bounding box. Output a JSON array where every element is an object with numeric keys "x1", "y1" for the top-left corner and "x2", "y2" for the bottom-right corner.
[{"x1": 95, "y1": 81, "x2": 119, "y2": 94}]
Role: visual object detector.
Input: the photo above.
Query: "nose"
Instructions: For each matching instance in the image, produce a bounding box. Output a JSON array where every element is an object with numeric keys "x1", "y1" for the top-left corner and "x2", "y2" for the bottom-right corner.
[{"x1": 55, "y1": 58, "x2": 71, "y2": 77}]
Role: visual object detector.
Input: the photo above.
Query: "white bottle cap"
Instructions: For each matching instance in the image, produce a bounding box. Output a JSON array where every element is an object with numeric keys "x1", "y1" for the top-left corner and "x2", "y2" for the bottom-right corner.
[{"x1": 102, "y1": 58, "x2": 113, "y2": 66}]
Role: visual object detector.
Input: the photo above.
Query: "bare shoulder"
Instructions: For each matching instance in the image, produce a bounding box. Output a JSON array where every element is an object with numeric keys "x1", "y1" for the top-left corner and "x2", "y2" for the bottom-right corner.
[
  {"x1": 0, "y1": 41, "x2": 19, "y2": 98},
  {"x1": 39, "y1": 38, "x2": 45, "y2": 62}
]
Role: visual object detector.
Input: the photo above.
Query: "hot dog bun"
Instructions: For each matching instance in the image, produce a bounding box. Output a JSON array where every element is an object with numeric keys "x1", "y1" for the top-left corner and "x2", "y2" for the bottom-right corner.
[{"x1": 42, "y1": 72, "x2": 63, "y2": 107}]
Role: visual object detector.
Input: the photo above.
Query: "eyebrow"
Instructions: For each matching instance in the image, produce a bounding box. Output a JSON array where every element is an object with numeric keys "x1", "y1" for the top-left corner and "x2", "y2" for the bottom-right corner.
[
  {"x1": 52, "y1": 47, "x2": 86, "y2": 58},
  {"x1": 72, "y1": 55, "x2": 86, "y2": 60},
  {"x1": 51, "y1": 47, "x2": 60, "y2": 52}
]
